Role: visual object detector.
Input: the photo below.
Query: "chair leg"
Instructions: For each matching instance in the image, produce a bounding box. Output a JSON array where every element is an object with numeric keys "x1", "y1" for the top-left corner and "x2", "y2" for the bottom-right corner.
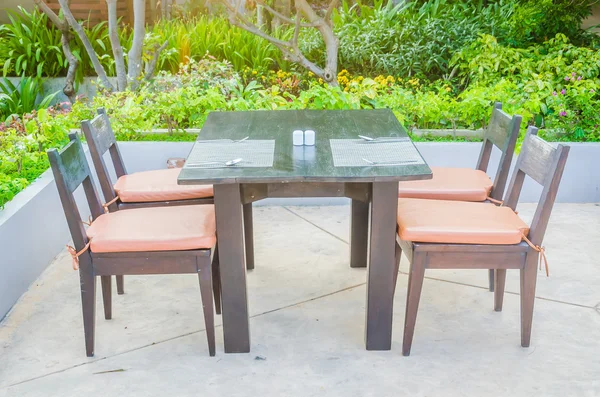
[
  {"x1": 520, "y1": 253, "x2": 539, "y2": 347},
  {"x1": 493, "y1": 269, "x2": 506, "y2": 311},
  {"x1": 100, "y1": 275, "x2": 112, "y2": 320},
  {"x1": 116, "y1": 275, "x2": 125, "y2": 295},
  {"x1": 403, "y1": 252, "x2": 426, "y2": 356},
  {"x1": 198, "y1": 264, "x2": 216, "y2": 356},
  {"x1": 488, "y1": 269, "x2": 495, "y2": 292},
  {"x1": 243, "y1": 203, "x2": 255, "y2": 271},
  {"x1": 79, "y1": 261, "x2": 96, "y2": 357},
  {"x1": 211, "y1": 245, "x2": 222, "y2": 315}
]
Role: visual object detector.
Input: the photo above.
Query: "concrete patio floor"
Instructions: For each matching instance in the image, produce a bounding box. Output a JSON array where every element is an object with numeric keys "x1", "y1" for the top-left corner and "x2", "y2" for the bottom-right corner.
[{"x1": 1, "y1": 203, "x2": 599, "y2": 396}]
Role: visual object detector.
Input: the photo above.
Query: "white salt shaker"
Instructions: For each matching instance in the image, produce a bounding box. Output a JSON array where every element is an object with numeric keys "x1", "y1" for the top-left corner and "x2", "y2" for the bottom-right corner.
[
  {"x1": 293, "y1": 130, "x2": 304, "y2": 146},
  {"x1": 304, "y1": 130, "x2": 315, "y2": 146}
]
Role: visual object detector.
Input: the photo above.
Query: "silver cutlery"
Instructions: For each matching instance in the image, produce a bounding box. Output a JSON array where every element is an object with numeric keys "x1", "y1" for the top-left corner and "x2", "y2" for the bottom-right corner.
[
  {"x1": 358, "y1": 135, "x2": 408, "y2": 142},
  {"x1": 362, "y1": 158, "x2": 417, "y2": 166},
  {"x1": 187, "y1": 158, "x2": 244, "y2": 167}
]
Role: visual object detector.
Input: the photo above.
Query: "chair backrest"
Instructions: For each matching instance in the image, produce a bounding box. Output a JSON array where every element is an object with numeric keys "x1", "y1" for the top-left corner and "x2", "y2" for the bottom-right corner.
[
  {"x1": 81, "y1": 108, "x2": 127, "y2": 212},
  {"x1": 503, "y1": 126, "x2": 570, "y2": 246},
  {"x1": 47, "y1": 134, "x2": 104, "y2": 253},
  {"x1": 476, "y1": 102, "x2": 522, "y2": 201}
]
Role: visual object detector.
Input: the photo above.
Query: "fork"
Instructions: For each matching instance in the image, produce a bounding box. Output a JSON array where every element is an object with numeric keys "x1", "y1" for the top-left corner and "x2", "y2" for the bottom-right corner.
[
  {"x1": 362, "y1": 158, "x2": 418, "y2": 166},
  {"x1": 358, "y1": 135, "x2": 408, "y2": 142}
]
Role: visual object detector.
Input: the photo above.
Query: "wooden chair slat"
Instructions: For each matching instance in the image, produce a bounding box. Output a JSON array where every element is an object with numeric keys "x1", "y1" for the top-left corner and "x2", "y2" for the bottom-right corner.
[
  {"x1": 485, "y1": 107, "x2": 517, "y2": 151},
  {"x1": 475, "y1": 103, "x2": 522, "y2": 202},
  {"x1": 51, "y1": 137, "x2": 93, "y2": 194},
  {"x1": 81, "y1": 108, "x2": 125, "y2": 212},
  {"x1": 88, "y1": 112, "x2": 117, "y2": 156},
  {"x1": 517, "y1": 133, "x2": 560, "y2": 186}
]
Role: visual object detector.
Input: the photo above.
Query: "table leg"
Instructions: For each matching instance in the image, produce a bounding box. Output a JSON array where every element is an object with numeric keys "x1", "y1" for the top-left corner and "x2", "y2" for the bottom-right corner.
[
  {"x1": 214, "y1": 184, "x2": 250, "y2": 353},
  {"x1": 365, "y1": 182, "x2": 399, "y2": 350},
  {"x1": 243, "y1": 203, "x2": 255, "y2": 270},
  {"x1": 350, "y1": 199, "x2": 369, "y2": 268}
]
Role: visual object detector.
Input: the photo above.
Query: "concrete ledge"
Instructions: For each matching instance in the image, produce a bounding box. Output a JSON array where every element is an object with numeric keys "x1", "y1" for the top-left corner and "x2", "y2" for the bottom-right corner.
[{"x1": 0, "y1": 140, "x2": 598, "y2": 319}]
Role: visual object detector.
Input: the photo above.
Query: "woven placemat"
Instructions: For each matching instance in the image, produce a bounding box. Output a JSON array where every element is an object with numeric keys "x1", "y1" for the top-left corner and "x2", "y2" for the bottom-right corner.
[
  {"x1": 329, "y1": 139, "x2": 425, "y2": 167},
  {"x1": 186, "y1": 140, "x2": 275, "y2": 168}
]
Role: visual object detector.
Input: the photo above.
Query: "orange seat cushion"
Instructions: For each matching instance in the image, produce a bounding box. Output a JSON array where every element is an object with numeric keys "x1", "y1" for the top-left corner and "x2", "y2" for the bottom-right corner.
[
  {"x1": 87, "y1": 205, "x2": 216, "y2": 253},
  {"x1": 397, "y1": 198, "x2": 529, "y2": 245},
  {"x1": 114, "y1": 168, "x2": 213, "y2": 203},
  {"x1": 398, "y1": 167, "x2": 493, "y2": 202}
]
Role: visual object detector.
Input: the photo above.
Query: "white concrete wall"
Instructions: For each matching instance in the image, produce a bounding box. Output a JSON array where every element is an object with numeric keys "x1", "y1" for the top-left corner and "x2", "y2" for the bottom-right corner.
[{"x1": 1, "y1": 140, "x2": 598, "y2": 320}]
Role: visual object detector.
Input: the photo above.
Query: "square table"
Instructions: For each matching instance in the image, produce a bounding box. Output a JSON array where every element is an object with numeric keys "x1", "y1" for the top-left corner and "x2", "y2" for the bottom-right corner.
[{"x1": 179, "y1": 109, "x2": 432, "y2": 353}]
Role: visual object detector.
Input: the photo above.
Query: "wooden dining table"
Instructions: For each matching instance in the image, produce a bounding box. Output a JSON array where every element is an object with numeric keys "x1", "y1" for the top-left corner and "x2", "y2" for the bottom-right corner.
[{"x1": 178, "y1": 109, "x2": 432, "y2": 353}]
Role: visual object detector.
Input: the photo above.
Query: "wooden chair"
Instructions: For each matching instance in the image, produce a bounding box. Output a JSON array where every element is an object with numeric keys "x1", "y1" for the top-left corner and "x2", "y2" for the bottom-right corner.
[
  {"x1": 398, "y1": 102, "x2": 522, "y2": 291},
  {"x1": 48, "y1": 134, "x2": 217, "y2": 357},
  {"x1": 394, "y1": 127, "x2": 569, "y2": 356},
  {"x1": 81, "y1": 109, "x2": 255, "y2": 297}
]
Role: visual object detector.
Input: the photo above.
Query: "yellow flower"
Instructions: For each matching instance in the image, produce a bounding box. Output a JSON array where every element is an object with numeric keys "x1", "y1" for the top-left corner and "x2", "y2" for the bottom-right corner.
[
  {"x1": 252, "y1": 70, "x2": 258, "y2": 75},
  {"x1": 445, "y1": 87, "x2": 451, "y2": 92}
]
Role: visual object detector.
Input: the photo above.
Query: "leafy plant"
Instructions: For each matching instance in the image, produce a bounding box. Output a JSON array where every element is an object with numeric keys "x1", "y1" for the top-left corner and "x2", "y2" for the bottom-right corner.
[
  {"x1": 502, "y1": 0, "x2": 599, "y2": 47},
  {"x1": 0, "y1": 76, "x2": 59, "y2": 120},
  {"x1": 329, "y1": 0, "x2": 512, "y2": 80},
  {"x1": 0, "y1": 6, "x2": 122, "y2": 83},
  {"x1": 0, "y1": 7, "x2": 64, "y2": 78}
]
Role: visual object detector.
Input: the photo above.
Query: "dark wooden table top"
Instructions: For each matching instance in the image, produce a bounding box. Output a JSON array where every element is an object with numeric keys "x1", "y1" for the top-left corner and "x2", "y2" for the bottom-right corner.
[{"x1": 178, "y1": 109, "x2": 432, "y2": 184}]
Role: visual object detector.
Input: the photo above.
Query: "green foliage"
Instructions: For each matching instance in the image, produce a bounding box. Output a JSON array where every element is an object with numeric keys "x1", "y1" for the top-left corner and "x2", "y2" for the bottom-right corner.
[
  {"x1": 0, "y1": 76, "x2": 60, "y2": 120},
  {"x1": 149, "y1": 16, "x2": 292, "y2": 73},
  {"x1": 0, "y1": 6, "x2": 119, "y2": 82},
  {"x1": 325, "y1": 0, "x2": 512, "y2": 80},
  {"x1": 502, "y1": 0, "x2": 598, "y2": 47},
  {"x1": 0, "y1": 7, "x2": 64, "y2": 78},
  {"x1": 451, "y1": 34, "x2": 600, "y2": 140}
]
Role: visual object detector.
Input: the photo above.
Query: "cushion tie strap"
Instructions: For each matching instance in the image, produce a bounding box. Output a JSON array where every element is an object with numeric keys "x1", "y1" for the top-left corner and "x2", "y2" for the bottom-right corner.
[
  {"x1": 82, "y1": 215, "x2": 93, "y2": 227},
  {"x1": 486, "y1": 196, "x2": 504, "y2": 206},
  {"x1": 488, "y1": 196, "x2": 518, "y2": 214},
  {"x1": 102, "y1": 196, "x2": 119, "y2": 214},
  {"x1": 66, "y1": 239, "x2": 92, "y2": 271},
  {"x1": 521, "y1": 233, "x2": 549, "y2": 277}
]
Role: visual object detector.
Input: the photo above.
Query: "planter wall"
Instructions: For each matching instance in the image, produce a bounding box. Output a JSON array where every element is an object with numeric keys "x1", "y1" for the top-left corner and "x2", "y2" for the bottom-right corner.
[{"x1": 1, "y1": 141, "x2": 598, "y2": 320}]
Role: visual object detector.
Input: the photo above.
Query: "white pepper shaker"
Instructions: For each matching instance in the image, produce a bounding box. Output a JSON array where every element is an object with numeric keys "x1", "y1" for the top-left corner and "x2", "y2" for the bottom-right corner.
[
  {"x1": 304, "y1": 130, "x2": 315, "y2": 146},
  {"x1": 293, "y1": 130, "x2": 304, "y2": 146}
]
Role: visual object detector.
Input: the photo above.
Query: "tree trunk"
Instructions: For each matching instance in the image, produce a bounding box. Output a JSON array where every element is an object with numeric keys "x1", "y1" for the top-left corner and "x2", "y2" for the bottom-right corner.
[
  {"x1": 34, "y1": 0, "x2": 80, "y2": 101},
  {"x1": 221, "y1": 0, "x2": 339, "y2": 85},
  {"x1": 295, "y1": 0, "x2": 338, "y2": 84},
  {"x1": 128, "y1": 0, "x2": 146, "y2": 90},
  {"x1": 257, "y1": 4, "x2": 264, "y2": 26},
  {"x1": 60, "y1": 32, "x2": 79, "y2": 102},
  {"x1": 144, "y1": 40, "x2": 168, "y2": 81},
  {"x1": 106, "y1": 0, "x2": 127, "y2": 91},
  {"x1": 57, "y1": 0, "x2": 114, "y2": 91}
]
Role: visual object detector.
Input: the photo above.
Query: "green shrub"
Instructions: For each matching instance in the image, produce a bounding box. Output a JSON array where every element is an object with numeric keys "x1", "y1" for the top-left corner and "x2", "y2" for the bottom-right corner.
[
  {"x1": 0, "y1": 7, "x2": 117, "y2": 82},
  {"x1": 327, "y1": 0, "x2": 512, "y2": 80},
  {"x1": 502, "y1": 0, "x2": 598, "y2": 47},
  {"x1": 0, "y1": 76, "x2": 60, "y2": 120}
]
